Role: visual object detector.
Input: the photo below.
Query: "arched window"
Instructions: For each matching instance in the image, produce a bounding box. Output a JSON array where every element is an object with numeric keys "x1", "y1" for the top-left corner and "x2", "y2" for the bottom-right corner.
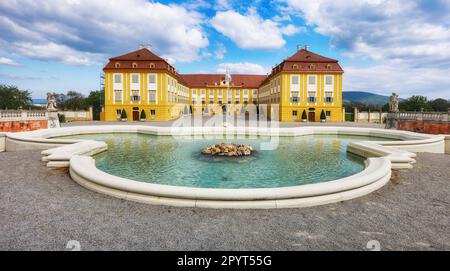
[
  {"x1": 115, "y1": 62, "x2": 120, "y2": 68},
  {"x1": 326, "y1": 64, "x2": 332, "y2": 69},
  {"x1": 149, "y1": 63, "x2": 155, "y2": 68},
  {"x1": 309, "y1": 64, "x2": 316, "y2": 70},
  {"x1": 292, "y1": 64, "x2": 299, "y2": 69},
  {"x1": 132, "y1": 62, "x2": 138, "y2": 68}
]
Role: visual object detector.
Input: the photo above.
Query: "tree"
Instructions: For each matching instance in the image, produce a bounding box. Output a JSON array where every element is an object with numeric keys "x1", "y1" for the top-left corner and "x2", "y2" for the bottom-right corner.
[
  {"x1": 301, "y1": 110, "x2": 307, "y2": 120},
  {"x1": 61, "y1": 91, "x2": 87, "y2": 110},
  {"x1": 428, "y1": 98, "x2": 449, "y2": 112},
  {"x1": 140, "y1": 109, "x2": 146, "y2": 120},
  {"x1": 0, "y1": 85, "x2": 32, "y2": 109},
  {"x1": 320, "y1": 110, "x2": 326, "y2": 121},
  {"x1": 85, "y1": 89, "x2": 104, "y2": 120},
  {"x1": 120, "y1": 108, "x2": 127, "y2": 120},
  {"x1": 400, "y1": 95, "x2": 432, "y2": 112}
]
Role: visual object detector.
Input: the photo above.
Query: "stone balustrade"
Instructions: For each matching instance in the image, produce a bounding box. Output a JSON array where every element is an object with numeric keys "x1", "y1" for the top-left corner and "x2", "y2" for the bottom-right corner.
[{"x1": 0, "y1": 110, "x2": 48, "y2": 121}]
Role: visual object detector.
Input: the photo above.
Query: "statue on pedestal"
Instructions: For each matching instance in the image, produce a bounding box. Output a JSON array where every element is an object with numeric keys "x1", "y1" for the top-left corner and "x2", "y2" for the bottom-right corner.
[
  {"x1": 389, "y1": 93, "x2": 399, "y2": 113},
  {"x1": 46, "y1": 93, "x2": 60, "y2": 128}
]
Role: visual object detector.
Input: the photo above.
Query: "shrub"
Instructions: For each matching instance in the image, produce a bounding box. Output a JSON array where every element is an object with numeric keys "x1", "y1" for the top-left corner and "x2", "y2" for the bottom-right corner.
[
  {"x1": 301, "y1": 110, "x2": 307, "y2": 120},
  {"x1": 120, "y1": 109, "x2": 127, "y2": 119},
  {"x1": 320, "y1": 110, "x2": 326, "y2": 120},
  {"x1": 57, "y1": 113, "x2": 66, "y2": 123},
  {"x1": 140, "y1": 110, "x2": 146, "y2": 120}
]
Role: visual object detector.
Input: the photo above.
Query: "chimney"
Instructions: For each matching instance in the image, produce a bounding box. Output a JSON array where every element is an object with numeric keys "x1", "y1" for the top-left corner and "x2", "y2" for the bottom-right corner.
[
  {"x1": 304, "y1": 45, "x2": 309, "y2": 51},
  {"x1": 296, "y1": 44, "x2": 302, "y2": 51}
]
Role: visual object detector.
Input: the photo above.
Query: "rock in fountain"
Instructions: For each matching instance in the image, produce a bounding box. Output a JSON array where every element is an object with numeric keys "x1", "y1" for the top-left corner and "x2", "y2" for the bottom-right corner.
[{"x1": 201, "y1": 143, "x2": 253, "y2": 157}]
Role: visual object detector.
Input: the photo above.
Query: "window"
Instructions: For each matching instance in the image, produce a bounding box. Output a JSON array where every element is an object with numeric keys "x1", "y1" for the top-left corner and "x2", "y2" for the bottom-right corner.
[
  {"x1": 192, "y1": 89, "x2": 197, "y2": 95},
  {"x1": 252, "y1": 90, "x2": 258, "y2": 96},
  {"x1": 114, "y1": 90, "x2": 122, "y2": 102},
  {"x1": 115, "y1": 62, "x2": 120, "y2": 68},
  {"x1": 308, "y1": 76, "x2": 316, "y2": 85},
  {"x1": 309, "y1": 64, "x2": 316, "y2": 70},
  {"x1": 209, "y1": 99, "x2": 214, "y2": 104},
  {"x1": 132, "y1": 74, "x2": 139, "y2": 84},
  {"x1": 235, "y1": 100, "x2": 240, "y2": 104},
  {"x1": 114, "y1": 74, "x2": 122, "y2": 84},
  {"x1": 218, "y1": 89, "x2": 222, "y2": 96},
  {"x1": 292, "y1": 64, "x2": 299, "y2": 69},
  {"x1": 201, "y1": 89, "x2": 206, "y2": 95},
  {"x1": 116, "y1": 109, "x2": 121, "y2": 118},
  {"x1": 149, "y1": 63, "x2": 155, "y2": 68},
  {"x1": 292, "y1": 110, "x2": 298, "y2": 116},
  {"x1": 325, "y1": 97, "x2": 333, "y2": 103},
  {"x1": 326, "y1": 111, "x2": 331, "y2": 117},
  {"x1": 291, "y1": 97, "x2": 299, "y2": 103},
  {"x1": 150, "y1": 109, "x2": 156, "y2": 120},
  {"x1": 209, "y1": 89, "x2": 214, "y2": 96},
  {"x1": 325, "y1": 76, "x2": 333, "y2": 85},
  {"x1": 326, "y1": 64, "x2": 332, "y2": 70},
  {"x1": 244, "y1": 89, "x2": 248, "y2": 95},
  {"x1": 149, "y1": 90, "x2": 156, "y2": 102},
  {"x1": 132, "y1": 63, "x2": 138, "y2": 68},
  {"x1": 308, "y1": 96, "x2": 316, "y2": 103},
  {"x1": 131, "y1": 90, "x2": 140, "y2": 101},
  {"x1": 292, "y1": 75, "x2": 299, "y2": 85},
  {"x1": 148, "y1": 74, "x2": 156, "y2": 84}
]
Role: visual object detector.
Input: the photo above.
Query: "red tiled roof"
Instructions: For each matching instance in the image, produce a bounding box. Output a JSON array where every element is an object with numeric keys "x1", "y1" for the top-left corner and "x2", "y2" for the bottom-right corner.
[
  {"x1": 286, "y1": 49, "x2": 338, "y2": 62},
  {"x1": 110, "y1": 48, "x2": 164, "y2": 61},
  {"x1": 181, "y1": 74, "x2": 266, "y2": 88}
]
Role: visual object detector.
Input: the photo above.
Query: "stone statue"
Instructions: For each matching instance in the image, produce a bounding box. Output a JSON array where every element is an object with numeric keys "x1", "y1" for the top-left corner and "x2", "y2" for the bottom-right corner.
[
  {"x1": 389, "y1": 93, "x2": 399, "y2": 113},
  {"x1": 46, "y1": 93, "x2": 57, "y2": 112}
]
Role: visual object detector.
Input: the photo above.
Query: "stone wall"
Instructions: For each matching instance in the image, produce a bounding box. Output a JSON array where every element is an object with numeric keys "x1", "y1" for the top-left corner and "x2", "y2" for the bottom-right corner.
[
  {"x1": 0, "y1": 120, "x2": 48, "y2": 132},
  {"x1": 396, "y1": 120, "x2": 450, "y2": 135}
]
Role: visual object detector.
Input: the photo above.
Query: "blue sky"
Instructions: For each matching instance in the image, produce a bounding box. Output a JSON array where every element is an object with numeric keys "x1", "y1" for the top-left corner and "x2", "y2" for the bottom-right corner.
[{"x1": 0, "y1": 0, "x2": 449, "y2": 99}]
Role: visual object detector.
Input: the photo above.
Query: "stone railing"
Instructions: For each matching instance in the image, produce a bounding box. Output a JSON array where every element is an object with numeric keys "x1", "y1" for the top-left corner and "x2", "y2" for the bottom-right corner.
[
  {"x1": 0, "y1": 110, "x2": 48, "y2": 121},
  {"x1": 387, "y1": 111, "x2": 449, "y2": 122},
  {"x1": 386, "y1": 111, "x2": 450, "y2": 134}
]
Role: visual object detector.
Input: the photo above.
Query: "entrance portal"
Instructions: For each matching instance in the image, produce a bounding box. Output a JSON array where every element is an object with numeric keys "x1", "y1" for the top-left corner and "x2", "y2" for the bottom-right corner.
[
  {"x1": 308, "y1": 111, "x2": 315, "y2": 122},
  {"x1": 132, "y1": 107, "x2": 139, "y2": 121}
]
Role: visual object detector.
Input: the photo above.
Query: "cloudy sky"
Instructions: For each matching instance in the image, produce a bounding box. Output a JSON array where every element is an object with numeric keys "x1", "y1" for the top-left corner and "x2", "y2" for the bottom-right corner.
[{"x1": 0, "y1": 0, "x2": 449, "y2": 99}]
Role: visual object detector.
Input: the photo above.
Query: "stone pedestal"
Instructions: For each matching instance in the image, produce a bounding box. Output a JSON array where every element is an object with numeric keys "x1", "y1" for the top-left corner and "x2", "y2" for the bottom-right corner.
[{"x1": 47, "y1": 111, "x2": 60, "y2": 128}]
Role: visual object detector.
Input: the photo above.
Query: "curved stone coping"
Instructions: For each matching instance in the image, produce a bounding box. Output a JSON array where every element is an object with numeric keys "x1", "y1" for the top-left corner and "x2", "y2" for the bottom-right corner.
[
  {"x1": 69, "y1": 155, "x2": 391, "y2": 208},
  {"x1": 5, "y1": 125, "x2": 444, "y2": 146},
  {"x1": 70, "y1": 155, "x2": 390, "y2": 201}
]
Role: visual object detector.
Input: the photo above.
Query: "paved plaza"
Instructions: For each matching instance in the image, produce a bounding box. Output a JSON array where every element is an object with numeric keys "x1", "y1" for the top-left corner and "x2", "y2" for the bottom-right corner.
[{"x1": 1, "y1": 149, "x2": 448, "y2": 250}]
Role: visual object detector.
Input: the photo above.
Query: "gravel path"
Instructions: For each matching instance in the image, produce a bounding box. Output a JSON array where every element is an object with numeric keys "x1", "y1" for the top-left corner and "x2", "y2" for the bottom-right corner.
[{"x1": 0, "y1": 150, "x2": 448, "y2": 251}]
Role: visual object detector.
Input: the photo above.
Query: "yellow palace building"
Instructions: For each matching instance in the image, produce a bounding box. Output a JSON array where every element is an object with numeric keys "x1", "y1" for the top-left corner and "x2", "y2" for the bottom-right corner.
[{"x1": 103, "y1": 46, "x2": 344, "y2": 122}]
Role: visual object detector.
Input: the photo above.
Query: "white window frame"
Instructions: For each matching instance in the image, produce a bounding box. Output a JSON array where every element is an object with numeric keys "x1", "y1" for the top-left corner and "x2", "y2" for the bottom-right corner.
[
  {"x1": 290, "y1": 75, "x2": 300, "y2": 92},
  {"x1": 307, "y1": 75, "x2": 317, "y2": 92}
]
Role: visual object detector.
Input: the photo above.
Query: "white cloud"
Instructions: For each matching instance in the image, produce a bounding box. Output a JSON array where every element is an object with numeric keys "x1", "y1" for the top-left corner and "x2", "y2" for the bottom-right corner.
[
  {"x1": 344, "y1": 65, "x2": 450, "y2": 99},
  {"x1": 214, "y1": 43, "x2": 227, "y2": 59},
  {"x1": 210, "y1": 7, "x2": 302, "y2": 50},
  {"x1": 279, "y1": 0, "x2": 450, "y2": 66},
  {"x1": 13, "y1": 42, "x2": 104, "y2": 65},
  {"x1": 0, "y1": 57, "x2": 19, "y2": 66},
  {"x1": 215, "y1": 0, "x2": 232, "y2": 11},
  {"x1": 0, "y1": 0, "x2": 209, "y2": 65},
  {"x1": 279, "y1": 0, "x2": 450, "y2": 98},
  {"x1": 217, "y1": 62, "x2": 269, "y2": 74}
]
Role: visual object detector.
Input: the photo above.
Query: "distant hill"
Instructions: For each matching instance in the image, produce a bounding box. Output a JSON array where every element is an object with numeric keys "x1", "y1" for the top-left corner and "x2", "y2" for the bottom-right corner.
[{"x1": 343, "y1": 91, "x2": 391, "y2": 106}]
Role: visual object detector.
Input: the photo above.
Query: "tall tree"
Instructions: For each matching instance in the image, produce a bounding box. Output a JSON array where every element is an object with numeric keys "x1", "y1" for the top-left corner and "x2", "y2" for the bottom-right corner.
[
  {"x1": 428, "y1": 98, "x2": 449, "y2": 112},
  {"x1": 0, "y1": 85, "x2": 32, "y2": 109},
  {"x1": 399, "y1": 95, "x2": 432, "y2": 111}
]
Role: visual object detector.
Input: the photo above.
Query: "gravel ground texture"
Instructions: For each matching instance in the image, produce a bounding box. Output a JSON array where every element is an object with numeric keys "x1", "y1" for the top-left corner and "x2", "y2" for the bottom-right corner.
[{"x1": 0, "y1": 150, "x2": 449, "y2": 251}]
